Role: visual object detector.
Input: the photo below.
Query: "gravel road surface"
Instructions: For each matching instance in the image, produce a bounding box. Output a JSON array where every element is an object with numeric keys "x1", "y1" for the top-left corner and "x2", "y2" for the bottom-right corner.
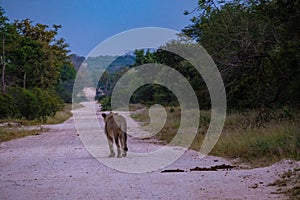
[{"x1": 1, "y1": 101, "x2": 299, "y2": 199}]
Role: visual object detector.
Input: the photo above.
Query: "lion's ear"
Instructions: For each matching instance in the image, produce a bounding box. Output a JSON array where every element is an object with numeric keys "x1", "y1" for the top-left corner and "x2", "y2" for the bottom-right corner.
[{"x1": 102, "y1": 113, "x2": 107, "y2": 119}]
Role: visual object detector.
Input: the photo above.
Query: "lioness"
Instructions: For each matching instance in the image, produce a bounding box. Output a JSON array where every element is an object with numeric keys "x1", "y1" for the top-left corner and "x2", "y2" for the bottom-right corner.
[{"x1": 102, "y1": 112, "x2": 128, "y2": 157}]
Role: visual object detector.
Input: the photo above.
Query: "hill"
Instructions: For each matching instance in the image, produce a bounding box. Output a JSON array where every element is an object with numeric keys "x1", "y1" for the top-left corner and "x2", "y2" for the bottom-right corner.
[
  {"x1": 105, "y1": 55, "x2": 135, "y2": 73},
  {"x1": 88, "y1": 55, "x2": 135, "y2": 85}
]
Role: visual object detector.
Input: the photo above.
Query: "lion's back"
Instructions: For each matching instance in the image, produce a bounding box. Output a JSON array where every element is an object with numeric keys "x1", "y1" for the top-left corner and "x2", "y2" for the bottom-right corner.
[{"x1": 105, "y1": 114, "x2": 126, "y2": 134}]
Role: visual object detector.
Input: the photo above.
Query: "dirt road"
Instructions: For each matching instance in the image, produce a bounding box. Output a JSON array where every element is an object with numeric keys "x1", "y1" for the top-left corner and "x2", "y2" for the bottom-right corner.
[{"x1": 0, "y1": 101, "x2": 298, "y2": 199}]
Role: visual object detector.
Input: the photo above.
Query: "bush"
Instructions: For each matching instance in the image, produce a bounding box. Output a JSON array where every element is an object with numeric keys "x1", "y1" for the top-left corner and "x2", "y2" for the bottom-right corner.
[
  {"x1": 31, "y1": 87, "x2": 63, "y2": 121},
  {"x1": 6, "y1": 87, "x2": 63, "y2": 121},
  {"x1": 0, "y1": 92, "x2": 17, "y2": 118},
  {"x1": 99, "y1": 96, "x2": 111, "y2": 111},
  {"x1": 8, "y1": 87, "x2": 39, "y2": 120},
  {"x1": 56, "y1": 80, "x2": 74, "y2": 103}
]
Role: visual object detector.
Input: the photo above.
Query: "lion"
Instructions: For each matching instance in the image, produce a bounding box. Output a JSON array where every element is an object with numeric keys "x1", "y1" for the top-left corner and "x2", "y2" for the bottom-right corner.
[{"x1": 101, "y1": 112, "x2": 128, "y2": 158}]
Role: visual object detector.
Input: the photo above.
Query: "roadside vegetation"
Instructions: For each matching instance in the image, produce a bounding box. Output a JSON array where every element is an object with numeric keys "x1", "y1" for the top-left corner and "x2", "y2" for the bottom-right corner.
[
  {"x1": 0, "y1": 103, "x2": 75, "y2": 142},
  {"x1": 0, "y1": 128, "x2": 41, "y2": 142},
  {"x1": 0, "y1": 7, "x2": 76, "y2": 121},
  {"x1": 99, "y1": 0, "x2": 300, "y2": 170},
  {"x1": 132, "y1": 107, "x2": 300, "y2": 167},
  {"x1": 0, "y1": 7, "x2": 81, "y2": 142},
  {"x1": 98, "y1": 0, "x2": 299, "y2": 169}
]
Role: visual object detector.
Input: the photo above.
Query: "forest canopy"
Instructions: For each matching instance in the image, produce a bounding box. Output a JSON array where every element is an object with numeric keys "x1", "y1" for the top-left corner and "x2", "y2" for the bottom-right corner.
[
  {"x1": 98, "y1": 0, "x2": 300, "y2": 114},
  {"x1": 182, "y1": 0, "x2": 300, "y2": 110}
]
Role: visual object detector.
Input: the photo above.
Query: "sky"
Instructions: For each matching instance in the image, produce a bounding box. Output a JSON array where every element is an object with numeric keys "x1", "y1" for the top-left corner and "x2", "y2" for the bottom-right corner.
[{"x1": 0, "y1": 0, "x2": 198, "y2": 57}]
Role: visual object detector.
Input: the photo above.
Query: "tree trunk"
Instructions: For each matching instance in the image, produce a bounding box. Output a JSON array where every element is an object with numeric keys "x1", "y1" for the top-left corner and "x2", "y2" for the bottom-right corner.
[
  {"x1": 104, "y1": 79, "x2": 108, "y2": 96},
  {"x1": 1, "y1": 38, "x2": 5, "y2": 93},
  {"x1": 1, "y1": 62, "x2": 5, "y2": 93},
  {"x1": 23, "y1": 72, "x2": 26, "y2": 89}
]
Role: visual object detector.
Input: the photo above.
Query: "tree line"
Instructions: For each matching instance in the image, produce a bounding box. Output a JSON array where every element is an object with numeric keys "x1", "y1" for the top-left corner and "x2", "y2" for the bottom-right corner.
[
  {"x1": 0, "y1": 7, "x2": 76, "y2": 121},
  {"x1": 99, "y1": 0, "x2": 299, "y2": 118}
]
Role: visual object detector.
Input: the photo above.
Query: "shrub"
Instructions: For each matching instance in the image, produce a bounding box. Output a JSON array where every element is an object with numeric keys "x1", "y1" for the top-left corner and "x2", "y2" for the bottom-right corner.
[
  {"x1": 0, "y1": 92, "x2": 17, "y2": 118},
  {"x1": 56, "y1": 80, "x2": 74, "y2": 103},
  {"x1": 31, "y1": 87, "x2": 63, "y2": 121},
  {"x1": 100, "y1": 96, "x2": 111, "y2": 111},
  {"x1": 6, "y1": 87, "x2": 63, "y2": 121},
  {"x1": 8, "y1": 87, "x2": 39, "y2": 120}
]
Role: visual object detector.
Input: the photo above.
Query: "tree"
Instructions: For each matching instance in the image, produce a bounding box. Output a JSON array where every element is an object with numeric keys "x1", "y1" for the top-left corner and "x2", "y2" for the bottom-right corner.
[
  {"x1": 0, "y1": 6, "x2": 73, "y2": 120},
  {"x1": 182, "y1": 0, "x2": 300, "y2": 110},
  {"x1": 0, "y1": 7, "x2": 9, "y2": 93},
  {"x1": 56, "y1": 63, "x2": 76, "y2": 103},
  {"x1": 9, "y1": 18, "x2": 71, "y2": 89}
]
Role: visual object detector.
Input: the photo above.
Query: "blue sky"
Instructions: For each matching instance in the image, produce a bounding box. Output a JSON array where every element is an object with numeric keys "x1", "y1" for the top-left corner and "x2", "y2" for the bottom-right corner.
[{"x1": 1, "y1": 0, "x2": 197, "y2": 56}]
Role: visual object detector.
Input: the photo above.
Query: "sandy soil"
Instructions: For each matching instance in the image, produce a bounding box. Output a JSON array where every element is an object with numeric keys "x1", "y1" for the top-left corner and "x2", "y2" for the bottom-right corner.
[{"x1": 1, "y1": 101, "x2": 299, "y2": 200}]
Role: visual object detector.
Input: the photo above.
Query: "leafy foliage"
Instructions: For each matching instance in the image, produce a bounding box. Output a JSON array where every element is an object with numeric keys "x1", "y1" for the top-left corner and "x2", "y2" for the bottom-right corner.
[
  {"x1": 88, "y1": 1, "x2": 299, "y2": 119},
  {"x1": 0, "y1": 7, "x2": 75, "y2": 120},
  {"x1": 0, "y1": 92, "x2": 16, "y2": 118},
  {"x1": 99, "y1": 96, "x2": 111, "y2": 111},
  {"x1": 182, "y1": 0, "x2": 300, "y2": 110},
  {"x1": 95, "y1": 55, "x2": 136, "y2": 99},
  {"x1": 56, "y1": 64, "x2": 76, "y2": 103},
  {"x1": 2, "y1": 87, "x2": 62, "y2": 121}
]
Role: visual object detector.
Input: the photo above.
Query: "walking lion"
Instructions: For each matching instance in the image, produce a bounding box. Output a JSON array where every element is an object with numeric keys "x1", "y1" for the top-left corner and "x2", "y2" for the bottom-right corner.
[{"x1": 102, "y1": 112, "x2": 128, "y2": 157}]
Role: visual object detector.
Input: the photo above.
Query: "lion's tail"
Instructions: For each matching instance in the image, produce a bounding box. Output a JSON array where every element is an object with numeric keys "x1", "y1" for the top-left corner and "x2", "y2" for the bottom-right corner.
[{"x1": 124, "y1": 131, "x2": 128, "y2": 152}]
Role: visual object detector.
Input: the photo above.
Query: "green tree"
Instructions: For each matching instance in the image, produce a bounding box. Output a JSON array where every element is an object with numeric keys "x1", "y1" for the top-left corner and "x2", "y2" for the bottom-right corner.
[
  {"x1": 56, "y1": 63, "x2": 76, "y2": 103},
  {"x1": 11, "y1": 19, "x2": 70, "y2": 89},
  {"x1": 0, "y1": 6, "x2": 72, "y2": 120},
  {"x1": 182, "y1": 0, "x2": 300, "y2": 110}
]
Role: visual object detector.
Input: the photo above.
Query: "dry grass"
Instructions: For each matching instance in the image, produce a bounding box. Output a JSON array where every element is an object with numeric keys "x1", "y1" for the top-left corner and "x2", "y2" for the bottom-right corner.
[
  {"x1": 46, "y1": 104, "x2": 73, "y2": 124},
  {"x1": 0, "y1": 103, "x2": 76, "y2": 142},
  {"x1": 129, "y1": 103, "x2": 147, "y2": 112},
  {"x1": 132, "y1": 105, "x2": 300, "y2": 167},
  {"x1": 211, "y1": 122, "x2": 300, "y2": 167},
  {"x1": 0, "y1": 128, "x2": 44, "y2": 142}
]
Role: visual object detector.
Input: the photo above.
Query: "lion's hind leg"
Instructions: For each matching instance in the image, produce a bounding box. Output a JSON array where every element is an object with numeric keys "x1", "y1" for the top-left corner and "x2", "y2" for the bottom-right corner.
[
  {"x1": 114, "y1": 134, "x2": 122, "y2": 158},
  {"x1": 107, "y1": 134, "x2": 115, "y2": 157},
  {"x1": 120, "y1": 132, "x2": 128, "y2": 157}
]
